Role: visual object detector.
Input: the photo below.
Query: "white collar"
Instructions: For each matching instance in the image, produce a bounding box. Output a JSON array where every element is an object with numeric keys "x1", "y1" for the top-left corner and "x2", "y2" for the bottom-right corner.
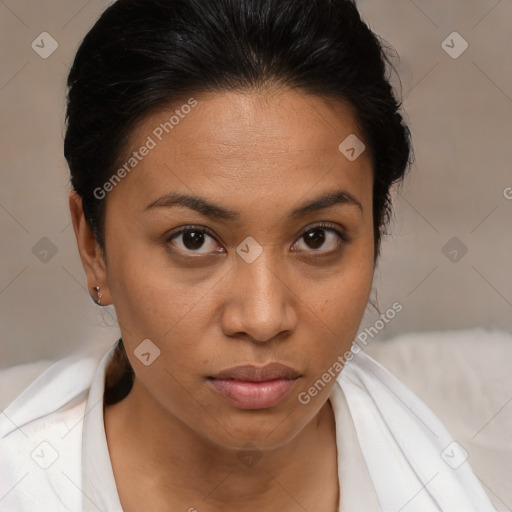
[{"x1": 82, "y1": 345, "x2": 124, "y2": 512}]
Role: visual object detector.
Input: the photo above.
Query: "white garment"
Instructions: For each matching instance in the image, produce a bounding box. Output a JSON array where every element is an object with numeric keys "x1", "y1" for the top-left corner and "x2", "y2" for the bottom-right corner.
[{"x1": 0, "y1": 342, "x2": 496, "y2": 512}]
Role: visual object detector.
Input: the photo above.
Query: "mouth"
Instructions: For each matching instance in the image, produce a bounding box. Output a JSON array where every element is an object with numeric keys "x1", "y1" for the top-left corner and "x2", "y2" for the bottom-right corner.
[{"x1": 207, "y1": 363, "x2": 302, "y2": 410}]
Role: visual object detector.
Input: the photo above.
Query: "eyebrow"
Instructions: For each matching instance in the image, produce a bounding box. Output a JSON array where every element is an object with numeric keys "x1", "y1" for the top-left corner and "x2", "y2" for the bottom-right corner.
[{"x1": 144, "y1": 188, "x2": 363, "y2": 220}]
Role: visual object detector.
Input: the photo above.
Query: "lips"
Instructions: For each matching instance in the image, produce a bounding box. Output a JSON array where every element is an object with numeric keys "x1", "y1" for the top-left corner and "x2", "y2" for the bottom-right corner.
[
  {"x1": 210, "y1": 363, "x2": 301, "y2": 382},
  {"x1": 207, "y1": 363, "x2": 302, "y2": 409}
]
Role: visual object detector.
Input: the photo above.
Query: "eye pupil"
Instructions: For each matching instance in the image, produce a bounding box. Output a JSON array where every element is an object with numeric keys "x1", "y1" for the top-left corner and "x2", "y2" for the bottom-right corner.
[
  {"x1": 304, "y1": 228, "x2": 325, "y2": 249},
  {"x1": 183, "y1": 230, "x2": 205, "y2": 250}
]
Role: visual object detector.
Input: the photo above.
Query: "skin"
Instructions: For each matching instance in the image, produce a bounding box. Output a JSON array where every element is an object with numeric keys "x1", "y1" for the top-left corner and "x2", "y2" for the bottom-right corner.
[{"x1": 69, "y1": 87, "x2": 376, "y2": 512}]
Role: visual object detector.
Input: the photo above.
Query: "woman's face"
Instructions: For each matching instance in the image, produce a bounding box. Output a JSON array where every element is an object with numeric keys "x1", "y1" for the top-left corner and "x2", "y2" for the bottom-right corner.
[{"x1": 92, "y1": 88, "x2": 375, "y2": 450}]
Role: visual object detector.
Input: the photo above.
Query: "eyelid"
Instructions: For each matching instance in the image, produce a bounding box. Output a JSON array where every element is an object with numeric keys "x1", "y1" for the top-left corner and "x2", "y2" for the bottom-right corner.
[
  {"x1": 299, "y1": 221, "x2": 348, "y2": 242},
  {"x1": 168, "y1": 224, "x2": 218, "y2": 241}
]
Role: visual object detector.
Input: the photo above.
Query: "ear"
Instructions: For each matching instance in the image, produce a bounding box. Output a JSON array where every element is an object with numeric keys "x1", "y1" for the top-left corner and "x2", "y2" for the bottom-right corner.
[{"x1": 69, "y1": 190, "x2": 112, "y2": 306}]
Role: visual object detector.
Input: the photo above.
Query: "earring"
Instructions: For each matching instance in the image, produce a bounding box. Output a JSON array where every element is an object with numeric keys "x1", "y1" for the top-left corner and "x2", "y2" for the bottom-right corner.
[{"x1": 92, "y1": 286, "x2": 103, "y2": 306}]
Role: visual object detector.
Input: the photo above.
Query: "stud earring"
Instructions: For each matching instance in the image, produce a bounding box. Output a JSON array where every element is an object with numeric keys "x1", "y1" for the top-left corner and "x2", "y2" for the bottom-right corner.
[{"x1": 92, "y1": 286, "x2": 103, "y2": 306}]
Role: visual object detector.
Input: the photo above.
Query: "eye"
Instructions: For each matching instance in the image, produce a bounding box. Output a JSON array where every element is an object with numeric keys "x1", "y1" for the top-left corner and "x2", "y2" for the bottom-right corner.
[
  {"x1": 166, "y1": 226, "x2": 224, "y2": 255},
  {"x1": 291, "y1": 222, "x2": 346, "y2": 254},
  {"x1": 165, "y1": 222, "x2": 346, "y2": 257}
]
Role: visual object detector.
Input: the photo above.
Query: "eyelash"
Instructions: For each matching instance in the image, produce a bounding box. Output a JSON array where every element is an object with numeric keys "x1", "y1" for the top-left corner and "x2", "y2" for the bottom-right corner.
[{"x1": 165, "y1": 222, "x2": 348, "y2": 256}]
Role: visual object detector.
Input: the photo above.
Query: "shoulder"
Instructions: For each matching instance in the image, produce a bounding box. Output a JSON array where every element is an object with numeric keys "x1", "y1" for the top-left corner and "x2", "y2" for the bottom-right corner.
[
  {"x1": 0, "y1": 346, "x2": 113, "y2": 512},
  {"x1": 334, "y1": 332, "x2": 505, "y2": 511},
  {"x1": 0, "y1": 348, "x2": 106, "y2": 438},
  {"x1": 0, "y1": 360, "x2": 54, "y2": 410}
]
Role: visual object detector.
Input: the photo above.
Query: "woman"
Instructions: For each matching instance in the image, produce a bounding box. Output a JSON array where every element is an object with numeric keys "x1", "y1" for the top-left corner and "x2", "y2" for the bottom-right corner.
[{"x1": 0, "y1": 0, "x2": 496, "y2": 511}]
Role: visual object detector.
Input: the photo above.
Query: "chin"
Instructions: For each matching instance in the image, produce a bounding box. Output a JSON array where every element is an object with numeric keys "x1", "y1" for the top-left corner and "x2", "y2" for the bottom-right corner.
[{"x1": 202, "y1": 408, "x2": 307, "y2": 451}]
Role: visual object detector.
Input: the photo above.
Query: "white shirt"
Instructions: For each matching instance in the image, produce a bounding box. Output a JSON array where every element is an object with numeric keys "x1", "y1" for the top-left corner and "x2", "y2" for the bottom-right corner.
[{"x1": 0, "y1": 342, "x2": 496, "y2": 512}]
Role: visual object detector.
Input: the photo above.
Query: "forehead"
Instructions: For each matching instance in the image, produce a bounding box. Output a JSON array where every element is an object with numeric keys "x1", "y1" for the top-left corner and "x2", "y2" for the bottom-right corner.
[
  {"x1": 111, "y1": 88, "x2": 373, "y2": 213},
  {"x1": 135, "y1": 88, "x2": 364, "y2": 154}
]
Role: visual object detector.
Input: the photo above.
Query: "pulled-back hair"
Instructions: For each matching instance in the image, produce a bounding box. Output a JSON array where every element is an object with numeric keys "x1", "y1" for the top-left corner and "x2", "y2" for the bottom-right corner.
[{"x1": 64, "y1": 0, "x2": 413, "y2": 404}]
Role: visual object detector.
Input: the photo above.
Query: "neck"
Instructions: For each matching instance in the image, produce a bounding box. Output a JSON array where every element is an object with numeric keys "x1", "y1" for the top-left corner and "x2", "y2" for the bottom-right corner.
[{"x1": 104, "y1": 376, "x2": 339, "y2": 512}]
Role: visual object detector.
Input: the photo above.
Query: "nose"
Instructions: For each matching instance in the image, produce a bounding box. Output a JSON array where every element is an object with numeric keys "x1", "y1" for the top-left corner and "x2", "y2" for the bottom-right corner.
[{"x1": 220, "y1": 251, "x2": 298, "y2": 343}]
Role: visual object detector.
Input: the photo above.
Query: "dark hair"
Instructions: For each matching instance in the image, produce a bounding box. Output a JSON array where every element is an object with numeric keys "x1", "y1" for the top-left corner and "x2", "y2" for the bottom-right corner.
[
  {"x1": 64, "y1": 0, "x2": 413, "y2": 403},
  {"x1": 104, "y1": 338, "x2": 134, "y2": 405}
]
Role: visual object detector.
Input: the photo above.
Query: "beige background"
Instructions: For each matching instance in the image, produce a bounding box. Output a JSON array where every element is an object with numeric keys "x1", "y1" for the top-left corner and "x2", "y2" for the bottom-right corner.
[{"x1": 1, "y1": 0, "x2": 512, "y2": 368}]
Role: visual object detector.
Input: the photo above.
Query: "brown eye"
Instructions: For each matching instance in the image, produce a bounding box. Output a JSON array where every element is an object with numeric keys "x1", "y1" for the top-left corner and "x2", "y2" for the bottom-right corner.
[
  {"x1": 303, "y1": 228, "x2": 326, "y2": 250},
  {"x1": 292, "y1": 223, "x2": 346, "y2": 254},
  {"x1": 167, "y1": 226, "x2": 223, "y2": 255},
  {"x1": 182, "y1": 230, "x2": 205, "y2": 250}
]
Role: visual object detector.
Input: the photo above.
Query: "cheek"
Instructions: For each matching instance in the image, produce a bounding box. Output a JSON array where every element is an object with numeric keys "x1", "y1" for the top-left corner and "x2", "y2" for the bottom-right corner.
[
  {"x1": 294, "y1": 271, "x2": 373, "y2": 408},
  {"x1": 125, "y1": 349, "x2": 222, "y2": 444},
  {"x1": 105, "y1": 239, "x2": 215, "y2": 390},
  {"x1": 304, "y1": 242, "x2": 374, "y2": 362},
  {"x1": 106, "y1": 234, "x2": 200, "y2": 339}
]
